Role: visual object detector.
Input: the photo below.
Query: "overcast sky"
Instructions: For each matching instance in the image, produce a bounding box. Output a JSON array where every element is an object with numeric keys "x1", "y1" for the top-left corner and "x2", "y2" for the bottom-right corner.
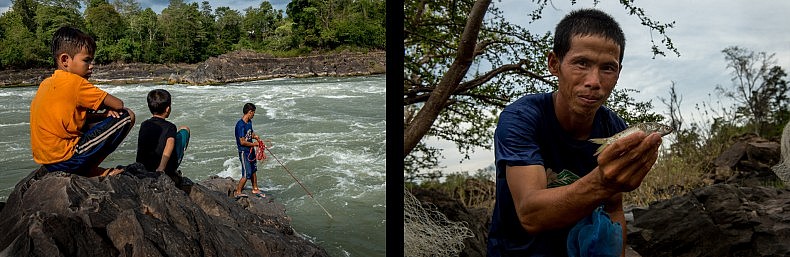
[{"x1": 433, "y1": 0, "x2": 790, "y2": 173}]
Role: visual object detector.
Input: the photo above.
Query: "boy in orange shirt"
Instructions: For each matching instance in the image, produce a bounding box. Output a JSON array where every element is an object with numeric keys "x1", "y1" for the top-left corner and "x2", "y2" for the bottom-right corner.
[{"x1": 29, "y1": 26, "x2": 135, "y2": 176}]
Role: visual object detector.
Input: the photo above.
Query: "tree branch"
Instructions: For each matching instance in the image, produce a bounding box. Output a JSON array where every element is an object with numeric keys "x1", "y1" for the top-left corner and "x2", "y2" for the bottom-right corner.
[{"x1": 403, "y1": 0, "x2": 491, "y2": 158}]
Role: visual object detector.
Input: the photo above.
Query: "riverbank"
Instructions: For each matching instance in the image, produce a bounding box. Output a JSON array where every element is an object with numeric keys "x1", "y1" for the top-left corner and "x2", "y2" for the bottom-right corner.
[{"x1": 0, "y1": 50, "x2": 385, "y2": 87}]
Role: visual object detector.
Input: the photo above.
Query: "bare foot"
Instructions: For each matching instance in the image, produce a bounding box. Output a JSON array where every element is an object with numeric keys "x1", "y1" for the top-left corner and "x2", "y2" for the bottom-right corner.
[{"x1": 100, "y1": 167, "x2": 124, "y2": 176}]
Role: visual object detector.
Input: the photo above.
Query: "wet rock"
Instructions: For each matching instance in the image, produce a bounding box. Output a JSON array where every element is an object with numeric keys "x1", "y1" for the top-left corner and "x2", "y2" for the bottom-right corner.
[
  {"x1": 628, "y1": 184, "x2": 790, "y2": 257},
  {"x1": 0, "y1": 167, "x2": 328, "y2": 257}
]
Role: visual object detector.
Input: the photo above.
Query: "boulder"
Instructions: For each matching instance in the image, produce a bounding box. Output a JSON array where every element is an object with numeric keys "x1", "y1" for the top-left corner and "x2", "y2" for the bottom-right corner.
[
  {"x1": 0, "y1": 167, "x2": 329, "y2": 257},
  {"x1": 710, "y1": 134, "x2": 782, "y2": 186},
  {"x1": 628, "y1": 184, "x2": 790, "y2": 257}
]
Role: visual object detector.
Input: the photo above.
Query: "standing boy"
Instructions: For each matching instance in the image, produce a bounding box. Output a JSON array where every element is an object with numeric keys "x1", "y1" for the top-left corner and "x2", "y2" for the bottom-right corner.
[
  {"x1": 30, "y1": 26, "x2": 135, "y2": 177},
  {"x1": 136, "y1": 89, "x2": 191, "y2": 185},
  {"x1": 234, "y1": 103, "x2": 264, "y2": 198}
]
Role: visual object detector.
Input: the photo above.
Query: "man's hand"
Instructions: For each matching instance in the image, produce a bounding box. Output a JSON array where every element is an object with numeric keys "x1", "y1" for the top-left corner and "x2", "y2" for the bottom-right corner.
[{"x1": 595, "y1": 131, "x2": 662, "y2": 193}]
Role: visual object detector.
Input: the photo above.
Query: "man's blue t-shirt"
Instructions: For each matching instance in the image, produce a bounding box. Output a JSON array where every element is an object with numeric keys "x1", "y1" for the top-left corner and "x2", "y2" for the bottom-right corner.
[
  {"x1": 235, "y1": 119, "x2": 255, "y2": 156},
  {"x1": 487, "y1": 92, "x2": 627, "y2": 256}
]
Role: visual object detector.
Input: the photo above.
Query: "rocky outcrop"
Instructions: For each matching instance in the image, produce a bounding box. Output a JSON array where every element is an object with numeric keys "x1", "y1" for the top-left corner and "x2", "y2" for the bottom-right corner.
[
  {"x1": 177, "y1": 50, "x2": 386, "y2": 85},
  {"x1": 709, "y1": 133, "x2": 782, "y2": 187},
  {"x1": 0, "y1": 50, "x2": 385, "y2": 87},
  {"x1": 627, "y1": 134, "x2": 790, "y2": 257},
  {"x1": 0, "y1": 166, "x2": 329, "y2": 257},
  {"x1": 627, "y1": 184, "x2": 790, "y2": 257}
]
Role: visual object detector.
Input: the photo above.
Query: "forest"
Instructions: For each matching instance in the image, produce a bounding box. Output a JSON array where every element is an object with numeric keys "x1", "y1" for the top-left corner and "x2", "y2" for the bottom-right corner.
[{"x1": 0, "y1": 0, "x2": 385, "y2": 69}]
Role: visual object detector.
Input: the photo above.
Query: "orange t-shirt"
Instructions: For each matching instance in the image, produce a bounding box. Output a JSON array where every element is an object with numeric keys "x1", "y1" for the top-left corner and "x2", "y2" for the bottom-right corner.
[{"x1": 30, "y1": 70, "x2": 108, "y2": 164}]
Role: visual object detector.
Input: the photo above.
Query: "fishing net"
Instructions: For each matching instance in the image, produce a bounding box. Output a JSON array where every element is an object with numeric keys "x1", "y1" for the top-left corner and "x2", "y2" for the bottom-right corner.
[
  {"x1": 772, "y1": 122, "x2": 790, "y2": 185},
  {"x1": 404, "y1": 187, "x2": 474, "y2": 256}
]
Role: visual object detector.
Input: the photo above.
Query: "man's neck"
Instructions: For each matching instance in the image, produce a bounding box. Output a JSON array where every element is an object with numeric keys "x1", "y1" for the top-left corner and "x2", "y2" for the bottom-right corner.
[{"x1": 553, "y1": 92, "x2": 596, "y2": 140}]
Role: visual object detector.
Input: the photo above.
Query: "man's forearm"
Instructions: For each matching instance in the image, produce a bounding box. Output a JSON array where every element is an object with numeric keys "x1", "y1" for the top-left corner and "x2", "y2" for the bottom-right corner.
[{"x1": 515, "y1": 171, "x2": 617, "y2": 233}]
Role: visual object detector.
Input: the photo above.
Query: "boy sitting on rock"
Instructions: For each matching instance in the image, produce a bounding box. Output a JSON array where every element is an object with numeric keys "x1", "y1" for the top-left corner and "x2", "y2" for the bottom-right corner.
[
  {"x1": 136, "y1": 89, "x2": 191, "y2": 187},
  {"x1": 29, "y1": 26, "x2": 135, "y2": 176}
]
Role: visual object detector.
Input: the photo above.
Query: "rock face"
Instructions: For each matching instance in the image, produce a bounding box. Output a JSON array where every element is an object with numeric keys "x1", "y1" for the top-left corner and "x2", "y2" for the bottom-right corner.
[
  {"x1": 627, "y1": 184, "x2": 790, "y2": 257},
  {"x1": 710, "y1": 134, "x2": 782, "y2": 186},
  {"x1": 178, "y1": 50, "x2": 386, "y2": 85},
  {"x1": 628, "y1": 134, "x2": 790, "y2": 257},
  {"x1": 0, "y1": 167, "x2": 329, "y2": 257},
  {"x1": 0, "y1": 50, "x2": 385, "y2": 87}
]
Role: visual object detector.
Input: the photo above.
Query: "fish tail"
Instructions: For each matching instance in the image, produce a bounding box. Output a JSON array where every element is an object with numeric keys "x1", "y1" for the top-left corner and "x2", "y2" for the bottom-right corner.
[
  {"x1": 593, "y1": 144, "x2": 606, "y2": 156},
  {"x1": 589, "y1": 138, "x2": 608, "y2": 156}
]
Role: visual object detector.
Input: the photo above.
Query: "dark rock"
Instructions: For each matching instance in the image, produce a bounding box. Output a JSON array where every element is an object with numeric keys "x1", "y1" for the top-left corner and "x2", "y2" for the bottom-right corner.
[
  {"x1": 0, "y1": 50, "x2": 385, "y2": 87},
  {"x1": 710, "y1": 134, "x2": 782, "y2": 186},
  {"x1": 181, "y1": 50, "x2": 386, "y2": 85},
  {"x1": 628, "y1": 184, "x2": 790, "y2": 257},
  {"x1": 0, "y1": 167, "x2": 328, "y2": 257}
]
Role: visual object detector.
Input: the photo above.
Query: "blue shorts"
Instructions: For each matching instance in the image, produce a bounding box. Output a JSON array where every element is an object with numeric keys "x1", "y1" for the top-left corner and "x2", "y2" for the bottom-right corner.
[
  {"x1": 174, "y1": 128, "x2": 190, "y2": 166},
  {"x1": 238, "y1": 151, "x2": 257, "y2": 179},
  {"x1": 45, "y1": 111, "x2": 133, "y2": 175}
]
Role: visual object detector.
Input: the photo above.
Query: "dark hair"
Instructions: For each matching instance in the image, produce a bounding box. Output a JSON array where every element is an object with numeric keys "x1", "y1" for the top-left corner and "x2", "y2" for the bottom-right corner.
[
  {"x1": 147, "y1": 89, "x2": 171, "y2": 115},
  {"x1": 243, "y1": 103, "x2": 256, "y2": 114},
  {"x1": 553, "y1": 9, "x2": 625, "y2": 64},
  {"x1": 51, "y1": 26, "x2": 96, "y2": 62}
]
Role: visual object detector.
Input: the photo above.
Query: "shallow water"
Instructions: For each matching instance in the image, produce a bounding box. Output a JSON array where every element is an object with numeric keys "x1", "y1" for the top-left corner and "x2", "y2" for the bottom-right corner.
[{"x1": 0, "y1": 75, "x2": 386, "y2": 256}]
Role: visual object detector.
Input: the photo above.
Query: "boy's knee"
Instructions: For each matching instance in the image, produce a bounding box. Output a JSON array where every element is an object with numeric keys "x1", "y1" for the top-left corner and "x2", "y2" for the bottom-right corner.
[
  {"x1": 124, "y1": 108, "x2": 136, "y2": 124},
  {"x1": 179, "y1": 126, "x2": 190, "y2": 134}
]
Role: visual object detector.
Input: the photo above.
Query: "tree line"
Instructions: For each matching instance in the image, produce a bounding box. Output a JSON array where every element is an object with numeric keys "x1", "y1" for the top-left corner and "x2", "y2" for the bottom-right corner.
[{"x1": 0, "y1": 0, "x2": 385, "y2": 69}]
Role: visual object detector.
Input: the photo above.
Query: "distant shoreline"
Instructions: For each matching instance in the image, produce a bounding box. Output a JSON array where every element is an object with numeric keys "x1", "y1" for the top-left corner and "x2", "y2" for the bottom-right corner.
[{"x1": 0, "y1": 50, "x2": 385, "y2": 87}]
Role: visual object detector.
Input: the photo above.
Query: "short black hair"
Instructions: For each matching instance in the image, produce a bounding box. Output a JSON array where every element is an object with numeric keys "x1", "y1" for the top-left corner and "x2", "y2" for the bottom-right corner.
[
  {"x1": 553, "y1": 8, "x2": 626, "y2": 64},
  {"x1": 51, "y1": 26, "x2": 96, "y2": 62},
  {"x1": 243, "y1": 103, "x2": 256, "y2": 114},
  {"x1": 147, "y1": 89, "x2": 171, "y2": 115}
]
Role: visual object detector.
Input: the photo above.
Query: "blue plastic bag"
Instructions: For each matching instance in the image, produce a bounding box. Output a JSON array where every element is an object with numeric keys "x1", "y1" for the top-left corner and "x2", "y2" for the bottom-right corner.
[{"x1": 566, "y1": 205, "x2": 623, "y2": 257}]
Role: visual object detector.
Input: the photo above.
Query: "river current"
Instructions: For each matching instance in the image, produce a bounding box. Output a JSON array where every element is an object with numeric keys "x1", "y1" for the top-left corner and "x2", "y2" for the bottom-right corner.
[{"x1": 0, "y1": 75, "x2": 386, "y2": 256}]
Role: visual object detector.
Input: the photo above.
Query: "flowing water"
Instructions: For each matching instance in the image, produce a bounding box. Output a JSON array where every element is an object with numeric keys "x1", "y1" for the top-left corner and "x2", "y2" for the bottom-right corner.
[{"x1": 0, "y1": 75, "x2": 386, "y2": 256}]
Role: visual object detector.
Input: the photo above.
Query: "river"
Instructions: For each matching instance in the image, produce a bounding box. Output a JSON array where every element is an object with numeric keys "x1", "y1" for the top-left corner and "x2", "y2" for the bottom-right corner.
[{"x1": 0, "y1": 75, "x2": 386, "y2": 256}]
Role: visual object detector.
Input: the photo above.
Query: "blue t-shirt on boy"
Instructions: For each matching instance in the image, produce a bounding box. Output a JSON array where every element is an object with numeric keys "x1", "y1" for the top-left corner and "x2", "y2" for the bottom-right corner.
[{"x1": 235, "y1": 119, "x2": 255, "y2": 157}]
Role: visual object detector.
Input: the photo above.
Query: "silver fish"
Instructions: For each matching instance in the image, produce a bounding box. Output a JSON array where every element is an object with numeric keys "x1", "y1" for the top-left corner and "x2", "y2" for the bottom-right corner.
[{"x1": 589, "y1": 122, "x2": 673, "y2": 156}]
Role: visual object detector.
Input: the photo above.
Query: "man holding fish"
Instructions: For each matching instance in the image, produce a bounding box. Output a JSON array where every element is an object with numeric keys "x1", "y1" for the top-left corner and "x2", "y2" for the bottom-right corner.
[{"x1": 487, "y1": 8, "x2": 673, "y2": 257}]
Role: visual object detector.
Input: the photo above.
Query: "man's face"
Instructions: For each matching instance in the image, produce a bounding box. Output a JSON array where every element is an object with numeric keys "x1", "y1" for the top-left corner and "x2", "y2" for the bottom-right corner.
[
  {"x1": 62, "y1": 47, "x2": 94, "y2": 79},
  {"x1": 549, "y1": 35, "x2": 621, "y2": 116}
]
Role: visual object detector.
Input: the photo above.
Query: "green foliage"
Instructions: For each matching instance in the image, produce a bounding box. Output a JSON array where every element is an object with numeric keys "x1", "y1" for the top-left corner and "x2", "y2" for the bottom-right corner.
[
  {"x1": 0, "y1": 0, "x2": 382, "y2": 68},
  {"x1": 287, "y1": 0, "x2": 384, "y2": 50},
  {"x1": 0, "y1": 10, "x2": 49, "y2": 68},
  {"x1": 34, "y1": 0, "x2": 85, "y2": 50},
  {"x1": 85, "y1": 0, "x2": 127, "y2": 62},
  {"x1": 607, "y1": 88, "x2": 664, "y2": 125},
  {"x1": 215, "y1": 6, "x2": 243, "y2": 53}
]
